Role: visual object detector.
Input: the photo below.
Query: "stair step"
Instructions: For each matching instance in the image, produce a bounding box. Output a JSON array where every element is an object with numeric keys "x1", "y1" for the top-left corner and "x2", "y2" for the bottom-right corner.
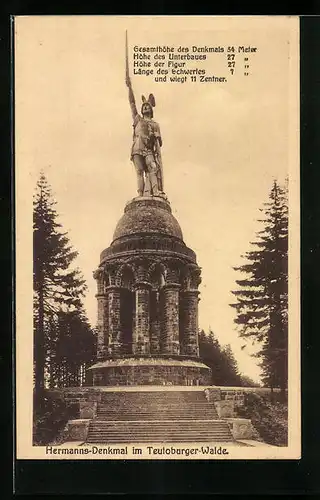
[
  {"x1": 96, "y1": 417, "x2": 217, "y2": 420},
  {"x1": 89, "y1": 430, "x2": 231, "y2": 434},
  {"x1": 97, "y1": 405, "x2": 218, "y2": 409},
  {"x1": 97, "y1": 406, "x2": 214, "y2": 410},
  {"x1": 90, "y1": 424, "x2": 228, "y2": 428},
  {"x1": 88, "y1": 423, "x2": 231, "y2": 428},
  {"x1": 86, "y1": 391, "x2": 228, "y2": 443},
  {"x1": 91, "y1": 422, "x2": 226, "y2": 426},
  {"x1": 87, "y1": 438, "x2": 233, "y2": 441},
  {"x1": 89, "y1": 432, "x2": 232, "y2": 436},
  {"x1": 89, "y1": 430, "x2": 231, "y2": 433},
  {"x1": 100, "y1": 396, "x2": 208, "y2": 403},
  {"x1": 89, "y1": 428, "x2": 231, "y2": 432},
  {"x1": 90, "y1": 426, "x2": 229, "y2": 429},
  {"x1": 88, "y1": 434, "x2": 232, "y2": 438},
  {"x1": 87, "y1": 421, "x2": 232, "y2": 442},
  {"x1": 97, "y1": 408, "x2": 215, "y2": 411},
  {"x1": 96, "y1": 410, "x2": 217, "y2": 413},
  {"x1": 91, "y1": 421, "x2": 228, "y2": 424},
  {"x1": 86, "y1": 438, "x2": 233, "y2": 443},
  {"x1": 97, "y1": 408, "x2": 217, "y2": 411},
  {"x1": 88, "y1": 431, "x2": 232, "y2": 436},
  {"x1": 92, "y1": 419, "x2": 225, "y2": 423},
  {"x1": 98, "y1": 404, "x2": 210, "y2": 407},
  {"x1": 96, "y1": 412, "x2": 218, "y2": 416},
  {"x1": 88, "y1": 428, "x2": 231, "y2": 432}
]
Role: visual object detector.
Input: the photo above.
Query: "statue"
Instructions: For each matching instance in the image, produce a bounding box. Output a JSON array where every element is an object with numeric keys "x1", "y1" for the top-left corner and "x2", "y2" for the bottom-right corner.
[{"x1": 125, "y1": 32, "x2": 165, "y2": 198}]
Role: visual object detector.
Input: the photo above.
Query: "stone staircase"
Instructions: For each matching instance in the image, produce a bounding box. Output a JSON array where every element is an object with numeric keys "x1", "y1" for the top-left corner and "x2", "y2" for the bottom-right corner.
[{"x1": 86, "y1": 390, "x2": 234, "y2": 443}]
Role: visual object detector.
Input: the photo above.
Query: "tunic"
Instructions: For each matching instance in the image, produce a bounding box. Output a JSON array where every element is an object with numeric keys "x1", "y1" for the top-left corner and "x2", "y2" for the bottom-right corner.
[{"x1": 131, "y1": 115, "x2": 162, "y2": 160}]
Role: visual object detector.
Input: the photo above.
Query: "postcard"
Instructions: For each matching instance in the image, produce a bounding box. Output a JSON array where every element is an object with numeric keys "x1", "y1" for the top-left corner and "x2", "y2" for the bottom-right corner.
[{"x1": 15, "y1": 15, "x2": 300, "y2": 460}]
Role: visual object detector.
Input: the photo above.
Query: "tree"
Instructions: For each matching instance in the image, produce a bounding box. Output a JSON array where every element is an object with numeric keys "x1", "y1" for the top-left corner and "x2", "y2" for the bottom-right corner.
[
  {"x1": 240, "y1": 375, "x2": 261, "y2": 388},
  {"x1": 33, "y1": 172, "x2": 90, "y2": 406},
  {"x1": 48, "y1": 309, "x2": 96, "y2": 388},
  {"x1": 230, "y1": 179, "x2": 288, "y2": 395},
  {"x1": 199, "y1": 329, "x2": 242, "y2": 386}
]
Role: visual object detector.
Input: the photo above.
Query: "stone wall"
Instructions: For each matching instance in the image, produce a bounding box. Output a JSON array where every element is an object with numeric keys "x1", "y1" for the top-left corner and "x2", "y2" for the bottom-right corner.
[
  {"x1": 92, "y1": 364, "x2": 211, "y2": 386},
  {"x1": 67, "y1": 419, "x2": 90, "y2": 441},
  {"x1": 225, "y1": 418, "x2": 256, "y2": 440}
]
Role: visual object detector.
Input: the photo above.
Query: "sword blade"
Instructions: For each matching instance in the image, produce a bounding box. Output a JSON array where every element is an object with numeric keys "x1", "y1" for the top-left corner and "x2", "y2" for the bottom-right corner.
[{"x1": 125, "y1": 30, "x2": 129, "y2": 81}]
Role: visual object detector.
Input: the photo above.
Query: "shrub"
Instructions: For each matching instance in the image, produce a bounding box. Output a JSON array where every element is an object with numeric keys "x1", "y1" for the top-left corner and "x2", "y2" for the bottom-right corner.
[
  {"x1": 237, "y1": 392, "x2": 288, "y2": 446},
  {"x1": 33, "y1": 392, "x2": 78, "y2": 445}
]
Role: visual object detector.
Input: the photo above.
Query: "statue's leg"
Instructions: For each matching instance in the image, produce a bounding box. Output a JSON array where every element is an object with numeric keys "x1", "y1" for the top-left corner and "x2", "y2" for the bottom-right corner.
[
  {"x1": 132, "y1": 155, "x2": 145, "y2": 196},
  {"x1": 145, "y1": 155, "x2": 159, "y2": 196},
  {"x1": 144, "y1": 172, "x2": 151, "y2": 196}
]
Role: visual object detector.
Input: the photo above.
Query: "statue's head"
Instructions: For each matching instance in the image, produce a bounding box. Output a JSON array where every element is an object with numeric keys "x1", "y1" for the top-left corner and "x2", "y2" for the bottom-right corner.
[
  {"x1": 141, "y1": 94, "x2": 156, "y2": 119},
  {"x1": 141, "y1": 102, "x2": 153, "y2": 118}
]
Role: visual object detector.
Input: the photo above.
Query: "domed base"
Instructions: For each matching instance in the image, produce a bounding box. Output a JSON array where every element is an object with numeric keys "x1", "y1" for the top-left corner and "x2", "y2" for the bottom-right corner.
[
  {"x1": 87, "y1": 357, "x2": 212, "y2": 386},
  {"x1": 112, "y1": 195, "x2": 183, "y2": 242}
]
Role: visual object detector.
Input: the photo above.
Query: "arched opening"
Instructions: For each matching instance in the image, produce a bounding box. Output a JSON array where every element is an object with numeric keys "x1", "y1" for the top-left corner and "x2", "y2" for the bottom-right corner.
[
  {"x1": 119, "y1": 267, "x2": 135, "y2": 355},
  {"x1": 104, "y1": 272, "x2": 111, "y2": 291}
]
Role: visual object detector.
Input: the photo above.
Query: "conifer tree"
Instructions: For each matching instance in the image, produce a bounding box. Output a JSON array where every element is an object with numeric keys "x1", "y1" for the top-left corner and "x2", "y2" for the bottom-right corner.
[
  {"x1": 199, "y1": 330, "x2": 242, "y2": 386},
  {"x1": 48, "y1": 309, "x2": 96, "y2": 388},
  {"x1": 230, "y1": 180, "x2": 288, "y2": 394},
  {"x1": 33, "y1": 172, "x2": 89, "y2": 406}
]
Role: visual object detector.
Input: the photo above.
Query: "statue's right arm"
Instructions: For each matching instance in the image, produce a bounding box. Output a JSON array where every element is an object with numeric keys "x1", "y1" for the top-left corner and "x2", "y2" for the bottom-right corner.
[{"x1": 126, "y1": 77, "x2": 138, "y2": 120}]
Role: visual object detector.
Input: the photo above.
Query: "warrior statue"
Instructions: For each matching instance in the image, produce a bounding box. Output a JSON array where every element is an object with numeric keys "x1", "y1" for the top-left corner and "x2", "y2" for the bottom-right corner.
[{"x1": 125, "y1": 32, "x2": 165, "y2": 198}]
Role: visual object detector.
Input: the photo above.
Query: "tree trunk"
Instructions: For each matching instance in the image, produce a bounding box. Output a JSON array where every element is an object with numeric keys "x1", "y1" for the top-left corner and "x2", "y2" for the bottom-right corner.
[
  {"x1": 34, "y1": 286, "x2": 45, "y2": 411},
  {"x1": 49, "y1": 354, "x2": 55, "y2": 389},
  {"x1": 270, "y1": 383, "x2": 275, "y2": 403}
]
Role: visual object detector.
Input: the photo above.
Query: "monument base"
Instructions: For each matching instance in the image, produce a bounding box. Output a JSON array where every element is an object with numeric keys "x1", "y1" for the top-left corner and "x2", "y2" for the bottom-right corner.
[{"x1": 87, "y1": 357, "x2": 212, "y2": 386}]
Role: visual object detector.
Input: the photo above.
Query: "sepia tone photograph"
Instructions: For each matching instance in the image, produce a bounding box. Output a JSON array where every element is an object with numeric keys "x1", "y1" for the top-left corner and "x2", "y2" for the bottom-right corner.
[{"x1": 15, "y1": 15, "x2": 300, "y2": 460}]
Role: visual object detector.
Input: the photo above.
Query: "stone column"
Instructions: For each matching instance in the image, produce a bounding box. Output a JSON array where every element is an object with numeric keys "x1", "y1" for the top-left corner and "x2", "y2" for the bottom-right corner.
[
  {"x1": 106, "y1": 285, "x2": 122, "y2": 356},
  {"x1": 132, "y1": 282, "x2": 151, "y2": 355},
  {"x1": 96, "y1": 293, "x2": 108, "y2": 360},
  {"x1": 161, "y1": 283, "x2": 180, "y2": 355},
  {"x1": 94, "y1": 269, "x2": 108, "y2": 360},
  {"x1": 150, "y1": 290, "x2": 161, "y2": 354},
  {"x1": 180, "y1": 290, "x2": 200, "y2": 356}
]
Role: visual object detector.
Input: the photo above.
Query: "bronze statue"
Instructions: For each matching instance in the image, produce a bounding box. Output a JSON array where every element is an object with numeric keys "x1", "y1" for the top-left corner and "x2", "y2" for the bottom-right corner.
[{"x1": 125, "y1": 32, "x2": 165, "y2": 198}]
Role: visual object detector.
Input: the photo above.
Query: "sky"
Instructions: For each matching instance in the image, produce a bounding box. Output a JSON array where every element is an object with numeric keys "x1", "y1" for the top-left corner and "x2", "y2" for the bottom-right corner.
[{"x1": 15, "y1": 16, "x2": 299, "y2": 382}]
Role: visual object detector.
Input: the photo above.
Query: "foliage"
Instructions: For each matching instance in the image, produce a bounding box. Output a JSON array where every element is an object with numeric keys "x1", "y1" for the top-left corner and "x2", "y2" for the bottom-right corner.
[
  {"x1": 237, "y1": 392, "x2": 288, "y2": 446},
  {"x1": 239, "y1": 375, "x2": 261, "y2": 387},
  {"x1": 33, "y1": 172, "x2": 95, "y2": 404},
  {"x1": 230, "y1": 180, "x2": 288, "y2": 393},
  {"x1": 47, "y1": 310, "x2": 96, "y2": 388},
  {"x1": 33, "y1": 392, "x2": 78, "y2": 445},
  {"x1": 199, "y1": 329, "x2": 243, "y2": 386},
  {"x1": 33, "y1": 173, "x2": 87, "y2": 314}
]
